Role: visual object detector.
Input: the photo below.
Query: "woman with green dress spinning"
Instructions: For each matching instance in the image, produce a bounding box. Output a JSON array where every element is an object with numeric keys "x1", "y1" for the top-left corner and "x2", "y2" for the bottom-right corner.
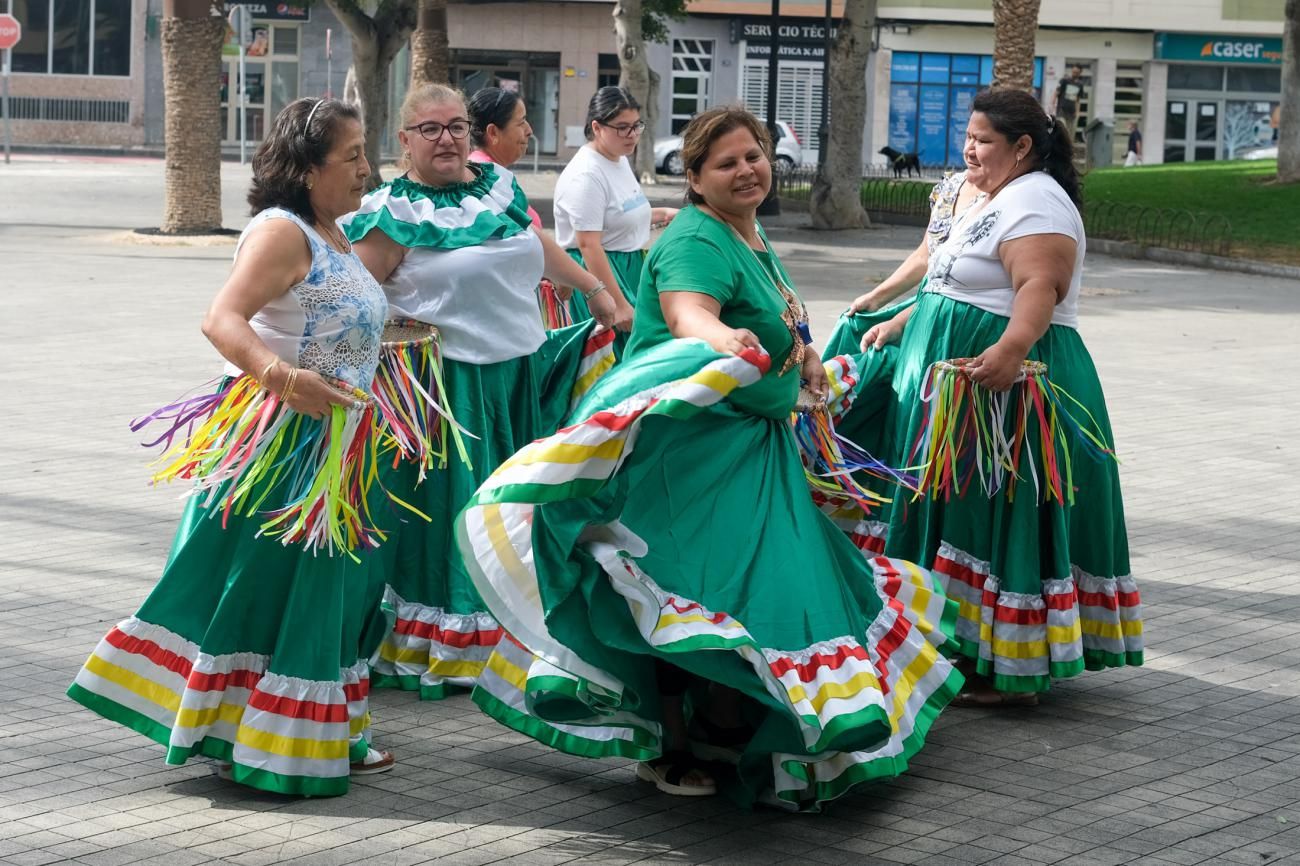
[{"x1": 456, "y1": 107, "x2": 963, "y2": 810}]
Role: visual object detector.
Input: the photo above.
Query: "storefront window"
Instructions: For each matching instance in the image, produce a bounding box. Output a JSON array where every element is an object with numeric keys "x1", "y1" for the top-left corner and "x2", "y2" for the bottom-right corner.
[
  {"x1": 12, "y1": 0, "x2": 129, "y2": 76},
  {"x1": 93, "y1": 0, "x2": 132, "y2": 77},
  {"x1": 1226, "y1": 67, "x2": 1281, "y2": 93},
  {"x1": 1223, "y1": 99, "x2": 1278, "y2": 157},
  {"x1": 221, "y1": 22, "x2": 299, "y2": 146},
  {"x1": 1168, "y1": 65, "x2": 1224, "y2": 91},
  {"x1": 270, "y1": 61, "x2": 299, "y2": 118},
  {"x1": 889, "y1": 51, "x2": 1041, "y2": 167}
]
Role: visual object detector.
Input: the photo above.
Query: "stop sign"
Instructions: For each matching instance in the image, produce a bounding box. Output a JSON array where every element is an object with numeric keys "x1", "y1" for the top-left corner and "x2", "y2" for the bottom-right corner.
[{"x1": 0, "y1": 14, "x2": 21, "y2": 52}]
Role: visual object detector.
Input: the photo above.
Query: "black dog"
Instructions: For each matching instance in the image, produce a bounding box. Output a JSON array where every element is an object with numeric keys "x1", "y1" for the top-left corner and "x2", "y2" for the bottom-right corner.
[{"x1": 879, "y1": 146, "x2": 921, "y2": 178}]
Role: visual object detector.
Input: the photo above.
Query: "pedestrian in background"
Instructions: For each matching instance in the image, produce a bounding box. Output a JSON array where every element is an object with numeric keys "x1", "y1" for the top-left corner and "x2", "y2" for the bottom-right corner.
[
  {"x1": 1124, "y1": 120, "x2": 1143, "y2": 167},
  {"x1": 1051, "y1": 64, "x2": 1087, "y2": 142}
]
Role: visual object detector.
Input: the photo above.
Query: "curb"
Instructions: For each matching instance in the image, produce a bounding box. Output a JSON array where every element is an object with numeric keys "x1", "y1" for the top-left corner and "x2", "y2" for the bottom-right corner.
[{"x1": 1088, "y1": 238, "x2": 1300, "y2": 281}]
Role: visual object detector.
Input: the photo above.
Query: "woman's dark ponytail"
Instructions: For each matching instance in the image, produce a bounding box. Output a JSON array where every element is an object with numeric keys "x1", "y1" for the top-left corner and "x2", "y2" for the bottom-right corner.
[
  {"x1": 1042, "y1": 115, "x2": 1082, "y2": 207},
  {"x1": 971, "y1": 89, "x2": 1082, "y2": 207}
]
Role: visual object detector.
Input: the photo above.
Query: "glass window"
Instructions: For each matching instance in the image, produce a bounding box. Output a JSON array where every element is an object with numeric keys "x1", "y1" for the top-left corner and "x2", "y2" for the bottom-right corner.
[
  {"x1": 51, "y1": 0, "x2": 92, "y2": 75},
  {"x1": 891, "y1": 52, "x2": 919, "y2": 83},
  {"x1": 1226, "y1": 67, "x2": 1281, "y2": 94},
  {"x1": 93, "y1": 0, "x2": 131, "y2": 76},
  {"x1": 13, "y1": 0, "x2": 51, "y2": 73},
  {"x1": 1166, "y1": 100, "x2": 1187, "y2": 140},
  {"x1": 272, "y1": 26, "x2": 298, "y2": 56},
  {"x1": 270, "y1": 61, "x2": 299, "y2": 118},
  {"x1": 920, "y1": 54, "x2": 949, "y2": 84},
  {"x1": 1168, "y1": 64, "x2": 1224, "y2": 91}
]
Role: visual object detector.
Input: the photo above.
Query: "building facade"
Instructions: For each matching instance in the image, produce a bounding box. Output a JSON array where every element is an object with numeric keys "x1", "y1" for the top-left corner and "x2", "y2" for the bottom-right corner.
[{"x1": 3, "y1": 0, "x2": 1286, "y2": 169}]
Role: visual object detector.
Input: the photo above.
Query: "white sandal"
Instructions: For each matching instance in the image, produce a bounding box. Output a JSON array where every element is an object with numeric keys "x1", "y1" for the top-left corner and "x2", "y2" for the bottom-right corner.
[
  {"x1": 635, "y1": 751, "x2": 716, "y2": 796},
  {"x1": 350, "y1": 747, "x2": 395, "y2": 775}
]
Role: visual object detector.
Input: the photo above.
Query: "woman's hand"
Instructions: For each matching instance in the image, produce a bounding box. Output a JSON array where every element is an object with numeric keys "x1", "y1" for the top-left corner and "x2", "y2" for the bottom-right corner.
[
  {"x1": 966, "y1": 340, "x2": 1029, "y2": 393},
  {"x1": 860, "y1": 313, "x2": 907, "y2": 351},
  {"x1": 800, "y1": 350, "x2": 829, "y2": 402},
  {"x1": 847, "y1": 290, "x2": 879, "y2": 314},
  {"x1": 585, "y1": 288, "x2": 619, "y2": 330},
  {"x1": 713, "y1": 327, "x2": 762, "y2": 356},
  {"x1": 268, "y1": 365, "x2": 358, "y2": 420},
  {"x1": 651, "y1": 207, "x2": 679, "y2": 228},
  {"x1": 611, "y1": 297, "x2": 636, "y2": 332}
]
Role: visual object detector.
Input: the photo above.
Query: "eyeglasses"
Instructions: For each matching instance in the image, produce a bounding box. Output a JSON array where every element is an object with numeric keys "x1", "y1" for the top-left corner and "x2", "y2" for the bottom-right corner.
[
  {"x1": 599, "y1": 120, "x2": 646, "y2": 138},
  {"x1": 404, "y1": 119, "x2": 471, "y2": 142}
]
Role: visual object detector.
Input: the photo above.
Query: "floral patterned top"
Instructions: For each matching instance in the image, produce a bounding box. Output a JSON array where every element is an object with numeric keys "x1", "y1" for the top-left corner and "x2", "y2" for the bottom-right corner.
[{"x1": 227, "y1": 207, "x2": 388, "y2": 390}]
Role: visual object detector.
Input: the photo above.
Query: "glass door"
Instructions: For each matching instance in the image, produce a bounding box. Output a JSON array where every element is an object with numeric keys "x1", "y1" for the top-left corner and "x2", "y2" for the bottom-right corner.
[
  {"x1": 1192, "y1": 101, "x2": 1220, "y2": 161},
  {"x1": 1165, "y1": 99, "x2": 1220, "y2": 162}
]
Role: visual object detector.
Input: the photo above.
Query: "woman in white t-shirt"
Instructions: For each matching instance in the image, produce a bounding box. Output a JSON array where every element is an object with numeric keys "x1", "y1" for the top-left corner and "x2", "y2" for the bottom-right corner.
[
  {"x1": 554, "y1": 86, "x2": 678, "y2": 333},
  {"x1": 864, "y1": 89, "x2": 1143, "y2": 707}
]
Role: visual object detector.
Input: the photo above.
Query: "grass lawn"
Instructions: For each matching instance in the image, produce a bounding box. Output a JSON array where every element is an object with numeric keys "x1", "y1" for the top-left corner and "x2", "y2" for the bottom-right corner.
[{"x1": 1084, "y1": 159, "x2": 1299, "y2": 265}]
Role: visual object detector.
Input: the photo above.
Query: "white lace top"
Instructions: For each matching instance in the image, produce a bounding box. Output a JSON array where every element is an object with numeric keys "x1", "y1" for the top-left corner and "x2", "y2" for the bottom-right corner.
[{"x1": 225, "y1": 208, "x2": 388, "y2": 389}]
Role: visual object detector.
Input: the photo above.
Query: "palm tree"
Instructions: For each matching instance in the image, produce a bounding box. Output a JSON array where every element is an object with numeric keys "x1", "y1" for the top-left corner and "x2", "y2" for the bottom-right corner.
[
  {"x1": 325, "y1": 0, "x2": 420, "y2": 190},
  {"x1": 1280, "y1": 0, "x2": 1298, "y2": 182},
  {"x1": 410, "y1": 0, "x2": 450, "y2": 87},
  {"x1": 991, "y1": 0, "x2": 1042, "y2": 91},
  {"x1": 810, "y1": 0, "x2": 877, "y2": 229},
  {"x1": 159, "y1": 0, "x2": 226, "y2": 233},
  {"x1": 613, "y1": 0, "x2": 660, "y2": 183}
]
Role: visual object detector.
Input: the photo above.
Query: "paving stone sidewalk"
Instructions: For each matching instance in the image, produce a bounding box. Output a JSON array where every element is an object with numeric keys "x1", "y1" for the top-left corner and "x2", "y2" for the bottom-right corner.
[{"x1": 1, "y1": 159, "x2": 1299, "y2": 866}]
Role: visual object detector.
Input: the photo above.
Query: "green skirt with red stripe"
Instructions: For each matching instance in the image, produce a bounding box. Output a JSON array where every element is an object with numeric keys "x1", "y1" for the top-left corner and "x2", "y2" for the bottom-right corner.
[
  {"x1": 868, "y1": 292, "x2": 1143, "y2": 693},
  {"x1": 67, "y1": 472, "x2": 394, "y2": 797},
  {"x1": 370, "y1": 320, "x2": 616, "y2": 699},
  {"x1": 457, "y1": 340, "x2": 963, "y2": 810}
]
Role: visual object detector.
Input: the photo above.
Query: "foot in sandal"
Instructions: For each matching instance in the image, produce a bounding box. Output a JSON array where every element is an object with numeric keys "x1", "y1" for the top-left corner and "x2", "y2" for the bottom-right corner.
[{"x1": 636, "y1": 750, "x2": 717, "y2": 796}]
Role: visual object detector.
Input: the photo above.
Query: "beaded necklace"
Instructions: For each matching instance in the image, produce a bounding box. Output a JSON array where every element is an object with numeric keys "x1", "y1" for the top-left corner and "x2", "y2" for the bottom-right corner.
[{"x1": 711, "y1": 209, "x2": 810, "y2": 375}]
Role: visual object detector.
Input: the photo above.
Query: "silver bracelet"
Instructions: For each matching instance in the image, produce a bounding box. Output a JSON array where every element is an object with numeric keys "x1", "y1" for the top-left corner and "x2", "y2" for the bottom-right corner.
[{"x1": 582, "y1": 280, "x2": 608, "y2": 300}]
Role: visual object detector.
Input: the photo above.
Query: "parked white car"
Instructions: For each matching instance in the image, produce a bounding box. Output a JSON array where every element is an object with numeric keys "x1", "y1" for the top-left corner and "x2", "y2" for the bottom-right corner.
[
  {"x1": 1237, "y1": 144, "x2": 1278, "y2": 161},
  {"x1": 655, "y1": 120, "x2": 803, "y2": 175}
]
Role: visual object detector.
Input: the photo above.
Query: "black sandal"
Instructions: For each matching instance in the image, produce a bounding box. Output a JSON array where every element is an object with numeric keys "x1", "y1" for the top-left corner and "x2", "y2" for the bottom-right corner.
[{"x1": 635, "y1": 749, "x2": 717, "y2": 796}]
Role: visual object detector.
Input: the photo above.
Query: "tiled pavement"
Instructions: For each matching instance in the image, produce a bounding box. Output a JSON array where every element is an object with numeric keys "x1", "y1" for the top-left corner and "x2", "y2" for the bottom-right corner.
[{"x1": 1, "y1": 158, "x2": 1299, "y2": 866}]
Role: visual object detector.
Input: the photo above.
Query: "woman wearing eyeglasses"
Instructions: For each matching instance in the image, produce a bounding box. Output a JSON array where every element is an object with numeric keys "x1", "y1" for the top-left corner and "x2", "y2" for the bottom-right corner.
[
  {"x1": 346, "y1": 83, "x2": 616, "y2": 701},
  {"x1": 554, "y1": 86, "x2": 678, "y2": 334}
]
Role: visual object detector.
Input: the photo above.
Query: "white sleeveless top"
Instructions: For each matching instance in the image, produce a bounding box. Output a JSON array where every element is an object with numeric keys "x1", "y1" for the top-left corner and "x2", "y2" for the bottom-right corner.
[
  {"x1": 225, "y1": 208, "x2": 388, "y2": 389},
  {"x1": 925, "y1": 171, "x2": 1085, "y2": 329}
]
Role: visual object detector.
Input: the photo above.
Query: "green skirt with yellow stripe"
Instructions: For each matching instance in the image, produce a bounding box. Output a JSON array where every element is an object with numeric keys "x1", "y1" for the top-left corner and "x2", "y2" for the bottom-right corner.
[
  {"x1": 457, "y1": 340, "x2": 963, "y2": 810},
  {"x1": 371, "y1": 320, "x2": 616, "y2": 700},
  {"x1": 67, "y1": 466, "x2": 393, "y2": 797},
  {"x1": 875, "y1": 292, "x2": 1143, "y2": 693}
]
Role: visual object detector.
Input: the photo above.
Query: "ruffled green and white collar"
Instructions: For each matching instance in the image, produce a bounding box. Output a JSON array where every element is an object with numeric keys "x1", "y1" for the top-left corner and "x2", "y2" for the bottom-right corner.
[{"x1": 341, "y1": 161, "x2": 534, "y2": 251}]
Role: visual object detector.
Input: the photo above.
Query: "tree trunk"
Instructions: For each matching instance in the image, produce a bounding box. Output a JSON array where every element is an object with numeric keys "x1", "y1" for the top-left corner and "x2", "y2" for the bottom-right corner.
[
  {"x1": 1280, "y1": 0, "x2": 1299, "y2": 182},
  {"x1": 325, "y1": 0, "x2": 420, "y2": 189},
  {"x1": 410, "y1": 0, "x2": 450, "y2": 87},
  {"x1": 991, "y1": 0, "x2": 1042, "y2": 91},
  {"x1": 160, "y1": 0, "x2": 225, "y2": 233},
  {"x1": 613, "y1": 0, "x2": 658, "y2": 184},
  {"x1": 809, "y1": 0, "x2": 876, "y2": 230}
]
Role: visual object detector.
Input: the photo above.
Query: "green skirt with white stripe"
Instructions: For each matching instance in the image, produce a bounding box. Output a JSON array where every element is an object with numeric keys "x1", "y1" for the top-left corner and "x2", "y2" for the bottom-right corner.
[
  {"x1": 371, "y1": 321, "x2": 616, "y2": 700},
  {"x1": 877, "y1": 292, "x2": 1143, "y2": 693},
  {"x1": 457, "y1": 340, "x2": 963, "y2": 810}
]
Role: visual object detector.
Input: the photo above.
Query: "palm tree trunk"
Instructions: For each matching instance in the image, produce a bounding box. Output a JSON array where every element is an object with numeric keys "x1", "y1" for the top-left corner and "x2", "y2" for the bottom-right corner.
[
  {"x1": 809, "y1": 0, "x2": 876, "y2": 229},
  {"x1": 991, "y1": 0, "x2": 1042, "y2": 91},
  {"x1": 160, "y1": 0, "x2": 225, "y2": 233},
  {"x1": 410, "y1": 0, "x2": 450, "y2": 87},
  {"x1": 1279, "y1": 0, "x2": 1299, "y2": 182},
  {"x1": 613, "y1": 0, "x2": 659, "y2": 183}
]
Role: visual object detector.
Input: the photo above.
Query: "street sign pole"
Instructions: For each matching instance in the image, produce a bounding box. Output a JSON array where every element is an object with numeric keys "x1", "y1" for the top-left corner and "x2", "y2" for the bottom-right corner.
[
  {"x1": 239, "y1": 41, "x2": 246, "y2": 164},
  {"x1": 3, "y1": 49, "x2": 11, "y2": 165},
  {"x1": 325, "y1": 29, "x2": 333, "y2": 99}
]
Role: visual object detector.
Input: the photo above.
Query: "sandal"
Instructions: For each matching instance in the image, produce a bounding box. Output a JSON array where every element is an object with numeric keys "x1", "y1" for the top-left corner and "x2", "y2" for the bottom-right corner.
[
  {"x1": 951, "y1": 689, "x2": 1039, "y2": 708},
  {"x1": 635, "y1": 750, "x2": 717, "y2": 796},
  {"x1": 215, "y1": 762, "x2": 234, "y2": 781},
  {"x1": 350, "y1": 747, "x2": 396, "y2": 775}
]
